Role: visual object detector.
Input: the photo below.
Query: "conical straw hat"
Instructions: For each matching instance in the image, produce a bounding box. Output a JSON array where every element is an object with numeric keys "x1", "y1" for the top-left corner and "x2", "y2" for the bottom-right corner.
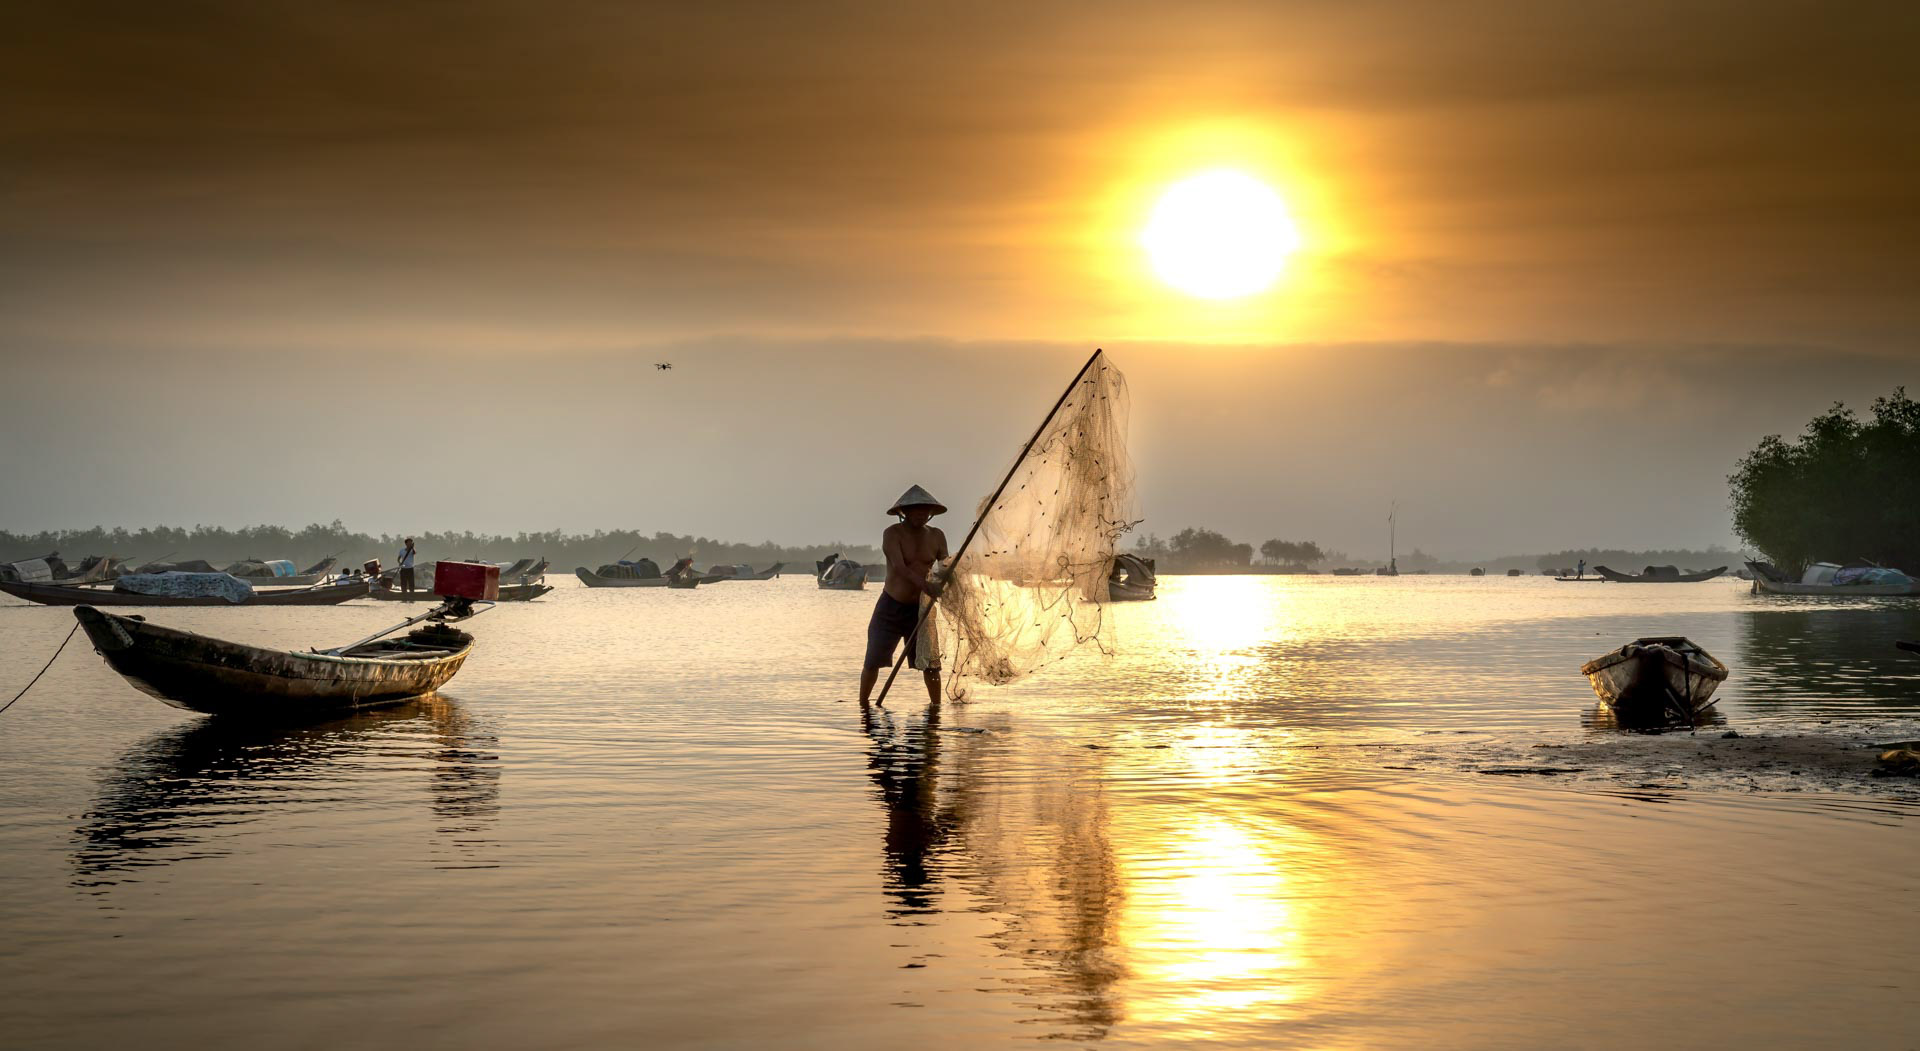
[{"x1": 887, "y1": 484, "x2": 947, "y2": 516}]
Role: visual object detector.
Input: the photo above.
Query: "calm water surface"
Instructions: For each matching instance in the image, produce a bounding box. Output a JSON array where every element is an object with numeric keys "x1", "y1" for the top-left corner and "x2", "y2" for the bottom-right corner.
[{"x1": 2, "y1": 576, "x2": 1916, "y2": 1049}]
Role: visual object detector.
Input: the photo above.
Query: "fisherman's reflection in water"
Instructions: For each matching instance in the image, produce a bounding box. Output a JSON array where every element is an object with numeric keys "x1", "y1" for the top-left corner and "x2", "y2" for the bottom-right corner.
[
  {"x1": 74, "y1": 696, "x2": 501, "y2": 888},
  {"x1": 858, "y1": 698, "x2": 1125, "y2": 1040},
  {"x1": 860, "y1": 699, "x2": 952, "y2": 918}
]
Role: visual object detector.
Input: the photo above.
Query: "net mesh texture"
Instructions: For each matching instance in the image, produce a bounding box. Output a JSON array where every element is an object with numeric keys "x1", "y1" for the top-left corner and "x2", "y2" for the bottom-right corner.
[{"x1": 931, "y1": 352, "x2": 1135, "y2": 701}]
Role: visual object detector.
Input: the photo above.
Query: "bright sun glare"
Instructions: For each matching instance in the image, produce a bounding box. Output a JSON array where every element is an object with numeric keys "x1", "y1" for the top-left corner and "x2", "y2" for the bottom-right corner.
[{"x1": 1143, "y1": 170, "x2": 1302, "y2": 300}]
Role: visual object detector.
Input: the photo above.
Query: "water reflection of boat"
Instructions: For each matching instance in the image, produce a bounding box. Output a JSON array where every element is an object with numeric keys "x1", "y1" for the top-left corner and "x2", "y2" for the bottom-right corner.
[
  {"x1": 1580, "y1": 636, "x2": 1729, "y2": 724},
  {"x1": 73, "y1": 697, "x2": 500, "y2": 885},
  {"x1": 1736, "y1": 608, "x2": 1920, "y2": 712}
]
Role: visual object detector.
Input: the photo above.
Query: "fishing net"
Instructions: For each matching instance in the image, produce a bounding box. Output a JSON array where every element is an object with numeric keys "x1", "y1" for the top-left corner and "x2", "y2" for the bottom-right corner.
[{"x1": 932, "y1": 352, "x2": 1135, "y2": 700}]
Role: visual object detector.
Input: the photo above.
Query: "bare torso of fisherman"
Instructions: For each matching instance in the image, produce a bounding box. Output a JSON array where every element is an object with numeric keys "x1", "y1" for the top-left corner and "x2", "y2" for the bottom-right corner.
[{"x1": 882, "y1": 522, "x2": 948, "y2": 603}]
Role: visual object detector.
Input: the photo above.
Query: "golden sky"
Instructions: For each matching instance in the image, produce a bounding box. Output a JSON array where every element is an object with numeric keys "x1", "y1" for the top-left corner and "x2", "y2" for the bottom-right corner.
[
  {"x1": 2, "y1": 3, "x2": 1916, "y2": 552},
  {"x1": 4, "y1": 1, "x2": 1917, "y2": 352}
]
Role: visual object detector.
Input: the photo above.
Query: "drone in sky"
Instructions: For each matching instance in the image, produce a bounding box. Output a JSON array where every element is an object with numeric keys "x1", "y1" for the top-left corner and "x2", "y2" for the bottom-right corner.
[{"x1": 654, "y1": 363, "x2": 672, "y2": 371}]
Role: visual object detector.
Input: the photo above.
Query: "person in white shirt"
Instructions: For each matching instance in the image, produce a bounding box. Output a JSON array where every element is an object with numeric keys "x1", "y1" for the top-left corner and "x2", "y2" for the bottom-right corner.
[{"x1": 398, "y1": 538, "x2": 418, "y2": 595}]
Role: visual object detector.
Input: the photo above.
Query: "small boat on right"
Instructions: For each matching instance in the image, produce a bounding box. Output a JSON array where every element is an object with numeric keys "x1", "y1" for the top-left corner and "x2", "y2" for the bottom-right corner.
[
  {"x1": 1580, "y1": 636, "x2": 1730, "y2": 724},
  {"x1": 1592, "y1": 564, "x2": 1728, "y2": 583},
  {"x1": 1107, "y1": 553, "x2": 1157, "y2": 601},
  {"x1": 816, "y1": 554, "x2": 867, "y2": 590},
  {"x1": 1745, "y1": 561, "x2": 1920, "y2": 596}
]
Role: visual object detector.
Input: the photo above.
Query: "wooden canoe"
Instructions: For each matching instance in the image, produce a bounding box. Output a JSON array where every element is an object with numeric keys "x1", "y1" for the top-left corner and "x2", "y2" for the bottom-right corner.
[
  {"x1": 74, "y1": 605, "x2": 473, "y2": 716},
  {"x1": 373, "y1": 581, "x2": 553, "y2": 602},
  {"x1": 1580, "y1": 636, "x2": 1728, "y2": 723},
  {"x1": 1, "y1": 579, "x2": 367, "y2": 607},
  {"x1": 1592, "y1": 565, "x2": 1728, "y2": 583},
  {"x1": 574, "y1": 567, "x2": 670, "y2": 587}
]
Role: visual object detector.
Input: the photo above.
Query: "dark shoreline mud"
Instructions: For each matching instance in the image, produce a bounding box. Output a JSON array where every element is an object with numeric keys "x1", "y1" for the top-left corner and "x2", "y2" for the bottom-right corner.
[{"x1": 1447, "y1": 728, "x2": 1920, "y2": 798}]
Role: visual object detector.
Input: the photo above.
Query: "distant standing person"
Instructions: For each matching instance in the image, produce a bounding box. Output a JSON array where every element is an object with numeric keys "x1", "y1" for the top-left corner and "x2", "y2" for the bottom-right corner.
[
  {"x1": 859, "y1": 485, "x2": 950, "y2": 707},
  {"x1": 398, "y1": 537, "x2": 418, "y2": 595},
  {"x1": 1577, "y1": 558, "x2": 1586, "y2": 579}
]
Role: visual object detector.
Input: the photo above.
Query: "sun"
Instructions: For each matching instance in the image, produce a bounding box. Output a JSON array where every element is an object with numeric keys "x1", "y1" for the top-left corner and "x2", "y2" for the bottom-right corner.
[{"x1": 1142, "y1": 170, "x2": 1303, "y2": 300}]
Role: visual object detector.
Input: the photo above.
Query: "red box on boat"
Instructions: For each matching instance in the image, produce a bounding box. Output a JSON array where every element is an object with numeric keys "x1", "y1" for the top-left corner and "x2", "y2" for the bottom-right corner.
[
  {"x1": 362, "y1": 559, "x2": 382, "y2": 576},
  {"x1": 432, "y1": 560, "x2": 499, "y2": 600}
]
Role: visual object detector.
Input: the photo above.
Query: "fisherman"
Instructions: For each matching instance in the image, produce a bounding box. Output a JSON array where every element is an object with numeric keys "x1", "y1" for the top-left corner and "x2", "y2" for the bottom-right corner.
[
  {"x1": 397, "y1": 537, "x2": 418, "y2": 595},
  {"x1": 1577, "y1": 558, "x2": 1587, "y2": 579},
  {"x1": 860, "y1": 485, "x2": 950, "y2": 707}
]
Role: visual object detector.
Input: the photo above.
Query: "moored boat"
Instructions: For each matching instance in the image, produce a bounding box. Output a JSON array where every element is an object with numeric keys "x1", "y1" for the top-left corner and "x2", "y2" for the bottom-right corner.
[
  {"x1": 1593, "y1": 564, "x2": 1728, "y2": 583},
  {"x1": 575, "y1": 556, "x2": 703, "y2": 589},
  {"x1": 575, "y1": 557, "x2": 667, "y2": 587},
  {"x1": 1107, "y1": 553, "x2": 1157, "y2": 601},
  {"x1": 74, "y1": 605, "x2": 473, "y2": 716},
  {"x1": 1, "y1": 575, "x2": 366, "y2": 607},
  {"x1": 223, "y1": 557, "x2": 340, "y2": 587},
  {"x1": 698, "y1": 562, "x2": 784, "y2": 582},
  {"x1": 817, "y1": 554, "x2": 867, "y2": 590},
  {"x1": 374, "y1": 580, "x2": 552, "y2": 602},
  {"x1": 1580, "y1": 636, "x2": 1729, "y2": 723},
  {"x1": 1745, "y1": 560, "x2": 1920, "y2": 597}
]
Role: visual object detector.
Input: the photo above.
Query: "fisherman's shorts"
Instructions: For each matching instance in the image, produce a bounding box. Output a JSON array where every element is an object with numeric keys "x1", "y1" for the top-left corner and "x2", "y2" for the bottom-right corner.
[{"x1": 865, "y1": 593, "x2": 938, "y2": 671}]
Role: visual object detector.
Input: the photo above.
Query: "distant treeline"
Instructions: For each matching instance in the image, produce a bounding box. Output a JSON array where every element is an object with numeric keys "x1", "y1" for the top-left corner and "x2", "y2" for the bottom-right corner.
[
  {"x1": 0, "y1": 521, "x2": 881, "y2": 572},
  {"x1": 1731, "y1": 387, "x2": 1919, "y2": 575},
  {"x1": 1127, "y1": 527, "x2": 1738, "y2": 575}
]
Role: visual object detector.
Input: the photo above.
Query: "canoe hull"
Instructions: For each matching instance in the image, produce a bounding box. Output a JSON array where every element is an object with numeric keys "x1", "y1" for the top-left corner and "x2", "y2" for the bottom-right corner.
[
  {"x1": 1593, "y1": 566, "x2": 1729, "y2": 583},
  {"x1": 1580, "y1": 636, "x2": 1728, "y2": 723},
  {"x1": 817, "y1": 577, "x2": 866, "y2": 590},
  {"x1": 1, "y1": 580, "x2": 366, "y2": 607},
  {"x1": 74, "y1": 606, "x2": 470, "y2": 716},
  {"x1": 374, "y1": 582, "x2": 553, "y2": 602},
  {"x1": 574, "y1": 568, "x2": 669, "y2": 587}
]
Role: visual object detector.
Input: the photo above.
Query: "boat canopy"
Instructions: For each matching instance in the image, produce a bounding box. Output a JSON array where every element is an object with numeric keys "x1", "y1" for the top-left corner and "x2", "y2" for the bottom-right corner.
[
  {"x1": 1832, "y1": 565, "x2": 1914, "y2": 586},
  {"x1": 1800, "y1": 562, "x2": 1841, "y2": 585},
  {"x1": 4, "y1": 558, "x2": 53, "y2": 582},
  {"x1": 234, "y1": 559, "x2": 298, "y2": 578},
  {"x1": 1111, "y1": 553, "x2": 1157, "y2": 585},
  {"x1": 819, "y1": 558, "x2": 863, "y2": 585},
  {"x1": 113, "y1": 572, "x2": 256, "y2": 604},
  {"x1": 595, "y1": 558, "x2": 661, "y2": 579}
]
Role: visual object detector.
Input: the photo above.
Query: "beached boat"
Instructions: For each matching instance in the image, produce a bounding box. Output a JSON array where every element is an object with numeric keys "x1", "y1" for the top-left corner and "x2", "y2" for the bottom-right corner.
[
  {"x1": 817, "y1": 554, "x2": 867, "y2": 590},
  {"x1": 1, "y1": 576, "x2": 366, "y2": 607},
  {"x1": 1745, "y1": 560, "x2": 1920, "y2": 597},
  {"x1": 374, "y1": 581, "x2": 552, "y2": 602},
  {"x1": 73, "y1": 605, "x2": 472, "y2": 716},
  {"x1": 1593, "y1": 564, "x2": 1728, "y2": 583},
  {"x1": 1470, "y1": 567, "x2": 1485, "y2": 576},
  {"x1": 1108, "y1": 553, "x2": 1157, "y2": 601},
  {"x1": 1580, "y1": 636, "x2": 1729, "y2": 723},
  {"x1": 1506, "y1": 568, "x2": 1523, "y2": 576}
]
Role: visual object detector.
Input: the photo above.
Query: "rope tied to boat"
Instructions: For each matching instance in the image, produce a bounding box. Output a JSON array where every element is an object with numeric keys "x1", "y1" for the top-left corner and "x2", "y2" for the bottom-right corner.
[{"x1": 0, "y1": 623, "x2": 79, "y2": 717}]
